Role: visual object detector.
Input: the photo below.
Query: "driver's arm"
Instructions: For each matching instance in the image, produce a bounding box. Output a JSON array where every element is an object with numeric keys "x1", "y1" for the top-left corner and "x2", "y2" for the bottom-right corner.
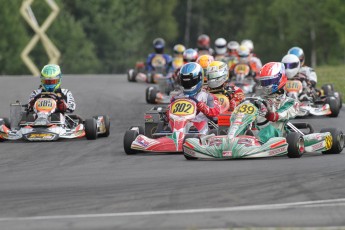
[
  {"x1": 266, "y1": 98, "x2": 299, "y2": 122},
  {"x1": 28, "y1": 89, "x2": 41, "y2": 108},
  {"x1": 197, "y1": 93, "x2": 220, "y2": 117}
]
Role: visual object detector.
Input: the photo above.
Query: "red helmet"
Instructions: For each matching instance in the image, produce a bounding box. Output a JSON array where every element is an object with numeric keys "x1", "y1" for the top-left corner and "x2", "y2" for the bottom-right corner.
[
  {"x1": 258, "y1": 62, "x2": 287, "y2": 95},
  {"x1": 197, "y1": 34, "x2": 210, "y2": 49}
]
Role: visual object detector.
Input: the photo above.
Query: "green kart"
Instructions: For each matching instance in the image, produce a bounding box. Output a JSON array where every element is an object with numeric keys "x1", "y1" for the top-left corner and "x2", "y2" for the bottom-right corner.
[{"x1": 183, "y1": 98, "x2": 344, "y2": 160}]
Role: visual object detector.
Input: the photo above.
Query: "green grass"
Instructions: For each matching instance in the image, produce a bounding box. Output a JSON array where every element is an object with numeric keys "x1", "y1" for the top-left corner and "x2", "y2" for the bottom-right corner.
[{"x1": 316, "y1": 65, "x2": 345, "y2": 101}]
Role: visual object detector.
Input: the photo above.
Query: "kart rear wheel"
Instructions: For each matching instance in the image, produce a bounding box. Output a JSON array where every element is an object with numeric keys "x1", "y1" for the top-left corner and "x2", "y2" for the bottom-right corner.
[
  {"x1": 321, "y1": 84, "x2": 334, "y2": 96},
  {"x1": 85, "y1": 118, "x2": 97, "y2": 140},
  {"x1": 286, "y1": 132, "x2": 304, "y2": 158},
  {"x1": 123, "y1": 130, "x2": 139, "y2": 155},
  {"x1": 127, "y1": 69, "x2": 136, "y2": 82},
  {"x1": 334, "y1": 92, "x2": 342, "y2": 109},
  {"x1": 320, "y1": 128, "x2": 344, "y2": 154},
  {"x1": 97, "y1": 115, "x2": 110, "y2": 137},
  {"x1": 326, "y1": 96, "x2": 340, "y2": 117}
]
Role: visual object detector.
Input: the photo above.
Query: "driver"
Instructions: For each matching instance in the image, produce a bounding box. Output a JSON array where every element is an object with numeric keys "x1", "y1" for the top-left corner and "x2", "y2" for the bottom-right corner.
[
  {"x1": 168, "y1": 62, "x2": 220, "y2": 134},
  {"x1": 146, "y1": 38, "x2": 173, "y2": 74},
  {"x1": 28, "y1": 64, "x2": 76, "y2": 113},
  {"x1": 205, "y1": 61, "x2": 244, "y2": 112},
  {"x1": 255, "y1": 62, "x2": 299, "y2": 143}
]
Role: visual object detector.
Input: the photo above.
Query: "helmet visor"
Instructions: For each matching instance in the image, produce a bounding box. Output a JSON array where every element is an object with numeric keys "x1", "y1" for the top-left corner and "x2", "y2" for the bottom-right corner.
[
  {"x1": 42, "y1": 78, "x2": 59, "y2": 85},
  {"x1": 259, "y1": 75, "x2": 281, "y2": 87},
  {"x1": 284, "y1": 62, "x2": 299, "y2": 69},
  {"x1": 180, "y1": 74, "x2": 201, "y2": 89}
]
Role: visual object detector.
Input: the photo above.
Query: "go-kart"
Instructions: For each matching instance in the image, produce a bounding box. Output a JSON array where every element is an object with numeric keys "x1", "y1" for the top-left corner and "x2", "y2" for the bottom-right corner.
[
  {"x1": 183, "y1": 98, "x2": 344, "y2": 160},
  {"x1": 0, "y1": 92, "x2": 110, "y2": 141},
  {"x1": 145, "y1": 73, "x2": 181, "y2": 104},
  {"x1": 229, "y1": 63, "x2": 257, "y2": 95},
  {"x1": 123, "y1": 97, "x2": 217, "y2": 154},
  {"x1": 284, "y1": 79, "x2": 341, "y2": 117},
  {"x1": 127, "y1": 54, "x2": 169, "y2": 83}
]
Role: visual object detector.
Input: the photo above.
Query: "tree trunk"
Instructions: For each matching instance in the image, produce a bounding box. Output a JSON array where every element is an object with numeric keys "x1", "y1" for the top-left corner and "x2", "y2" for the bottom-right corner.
[{"x1": 310, "y1": 27, "x2": 316, "y2": 68}]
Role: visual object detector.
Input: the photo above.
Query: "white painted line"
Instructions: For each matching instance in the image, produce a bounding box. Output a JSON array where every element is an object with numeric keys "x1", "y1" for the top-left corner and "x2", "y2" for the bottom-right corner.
[{"x1": 1, "y1": 198, "x2": 345, "y2": 222}]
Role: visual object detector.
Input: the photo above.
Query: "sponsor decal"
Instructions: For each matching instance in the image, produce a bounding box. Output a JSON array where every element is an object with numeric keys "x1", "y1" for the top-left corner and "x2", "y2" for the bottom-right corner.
[
  {"x1": 311, "y1": 142, "x2": 323, "y2": 151},
  {"x1": 237, "y1": 137, "x2": 256, "y2": 147},
  {"x1": 268, "y1": 146, "x2": 288, "y2": 156},
  {"x1": 136, "y1": 136, "x2": 150, "y2": 147},
  {"x1": 222, "y1": 151, "x2": 232, "y2": 157},
  {"x1": 145, "y1": 118, "x2": 154, "y2": 123},
  {"x1": 28, "y1": 133, "x2": 55, "y2": 140},
  {"x1": 184, "y1": 147, "x2": 196, "y2": 157}
]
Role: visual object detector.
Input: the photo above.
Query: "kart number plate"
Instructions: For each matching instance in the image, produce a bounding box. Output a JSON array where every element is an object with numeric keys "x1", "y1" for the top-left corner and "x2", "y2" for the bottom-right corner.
[
  {"x1": 285, "y1": 80, "x2": 302, "y2": 92},
  {"x1": 170, "y1": 100, "x2": 195, "y2": 116},
  {"x1": 234, "y1": 64, "x2": 250, "y2": 75},
  {"x1": 215, "y1": 94, "x2": 230, "y2": 112},
  {"x1": 325, "y1": 134, "x2": 332, "y2": 150},
  {"x1": 235, "y1": 104, "x2": 256, "y2": 114}
]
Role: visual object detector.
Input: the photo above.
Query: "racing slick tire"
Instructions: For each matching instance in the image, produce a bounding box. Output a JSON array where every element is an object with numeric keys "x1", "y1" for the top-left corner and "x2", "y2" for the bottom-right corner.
[
  {"x1": 97, "y1": 115, "x2": 110, "y2": 137},
  {"x1": 123, "y1": 129, "x2": 140, "y2": 155},
  {"x1": 320, "y1": 128, "x2": 344, "y2": 154},
  {"x1": 326, "y1": 96, "x2": 340, "y2": 117},
  {"x1": 183, "y1": 134, "x2": 200, "y2": 160},
  {"x1": 286, "y1": 132, "x2": 304, "y2": 158},
  {"x1": 0, "y1": 117, "x2": 11, "y2": 129},
  {"x1": 85, "y1": 118, "x2": 97, "y2": 140},
  {"x1": 146, "y1": 86, "x2": 158, "y2": 104},
  {"x1": 334, "y1": 92, "x2": 342, "y2": 109},
  {"x1": 127, "y1": 69, "x2": 136, "y2": 82},
  {"x1": 321, "y1": 84, "x2": 334, "y2": 96}
]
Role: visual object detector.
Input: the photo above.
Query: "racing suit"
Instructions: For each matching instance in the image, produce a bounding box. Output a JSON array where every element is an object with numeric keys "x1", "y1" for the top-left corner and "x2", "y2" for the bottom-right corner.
[
  {"x1": 207, "y1": 84, "x2": 245, "y2": 112},
  {"x1": 299, "y1": 65, "x2": 317, "y2": 87},
  {"x1": 28, "y1": 87, "x2": 76, "y2": 113},
  {"x1": 255, "y1": 91, "x2": 299, "y2": 143},
  {"x1": 146, "y1": 53, "x2": 173, "y2": 73},
  {"x1": 168, "y1": 89, "x2": 220, "y2": 134},
  {"x1": 196, "y1": 48, "x2": 214, "y2": 56}
]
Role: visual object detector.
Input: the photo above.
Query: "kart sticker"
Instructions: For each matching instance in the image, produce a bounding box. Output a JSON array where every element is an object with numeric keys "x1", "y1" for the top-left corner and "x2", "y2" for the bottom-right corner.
[
  {"x1": 285, "y1": 80, "x2": 302, "y2": 93},
  {"x1": 235, "y1": 104, "x2": 257, "y2": 115},
  {"x1": 170, "y1": 100, "x2": 195, "y2": 116},
  {"x1": 152, "y1": 55, "x2": 166, "y2": 67},
  {"x1": 35, "y1": 98, "x2": 56, "y2": 112},
  {"x1": 28, "y1": 133, "x2": 55, "y2": 140},
  {"x1": 214, "y1": 94, "x2": 230, "y2": 112}
]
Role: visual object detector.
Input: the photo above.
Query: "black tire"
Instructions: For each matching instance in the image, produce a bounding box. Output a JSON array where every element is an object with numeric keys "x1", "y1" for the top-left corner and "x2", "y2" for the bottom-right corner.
[
  {"x1": 0, "y1": 117, "x2": 10, "y2": 129},
  {"x1": 321, "y1": 84, "x2": 334, "y2": 96},
  {"x1": 97, "y1": 115, "x2": 110, "y2": 137},
  {"x1": 146, "y1": 86, "x2": 158, "y2": 104},
  {"x1": 85, "y1": 118, "x2": 97, "y2": 140},
  {"x1": 129, "y1": 126, "x2": 144, "y2": 135},
  {"x1": 184, "y1": 154, "x2": 198, "y2": 160},
  {"x1": 127, "y1": 69, "x2": 136, "y2": 82},
  {"x1": 326, "y1": 96, "x2": 340, "y2": 117},
  {"x1": 320, "y1": 128, "x2": 344, "y2": 154},
  {"x1": 123, "y1": 130, "x2": 139, "y2": 155},
  {"x1": 286, "y1": 132, "x2": 304, "y2": 158},
  {"x1": 334, "y1": 92, "x2": 342, "y2": 109}
]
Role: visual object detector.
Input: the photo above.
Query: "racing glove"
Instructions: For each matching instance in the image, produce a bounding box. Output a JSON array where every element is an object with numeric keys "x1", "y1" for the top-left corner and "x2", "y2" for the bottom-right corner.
[
  {"x1": 229, "y1": 99, "x2": 237, "y2": 112},
  {"x1": 265, "y1": 111, "x2": 279, "y2": 122},
  {"x1": 57, "y1": 100, "x2": 68, "y2": 113}
]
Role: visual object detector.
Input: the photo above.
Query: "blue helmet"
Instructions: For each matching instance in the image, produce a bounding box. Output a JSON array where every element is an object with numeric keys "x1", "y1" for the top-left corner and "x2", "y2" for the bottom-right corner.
[
  {"x1": 287, "y1": 47, "x2": 305, "y2": 66},
  {"x1": 153, "y1": 38, "x2": 165, "y2": 54},
  {"x1": 179, "y1": 62, "x2": 203, "y2": 96}
]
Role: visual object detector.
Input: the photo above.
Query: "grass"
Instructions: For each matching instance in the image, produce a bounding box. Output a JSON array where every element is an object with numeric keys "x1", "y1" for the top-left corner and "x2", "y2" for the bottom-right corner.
[{"x1": 316, "y1": 65, "x2": 345, "y2": 101}]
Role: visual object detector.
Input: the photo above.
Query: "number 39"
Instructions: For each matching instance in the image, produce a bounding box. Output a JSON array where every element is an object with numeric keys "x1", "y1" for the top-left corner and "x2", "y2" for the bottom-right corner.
[{"x1": 238, "y1": 104, "x2": 254, "y2": 114}]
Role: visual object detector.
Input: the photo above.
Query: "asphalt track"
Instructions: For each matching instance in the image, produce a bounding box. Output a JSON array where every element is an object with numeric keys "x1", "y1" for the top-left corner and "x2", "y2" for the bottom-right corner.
[{"x1": 0, "y1": 75, "x2": 345, "y2": 230}]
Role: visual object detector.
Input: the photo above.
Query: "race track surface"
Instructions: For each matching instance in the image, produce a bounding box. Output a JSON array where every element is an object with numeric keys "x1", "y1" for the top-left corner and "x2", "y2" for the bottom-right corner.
[{"x1": 0, "y1": 75, "x2": 345, "y2": 230}]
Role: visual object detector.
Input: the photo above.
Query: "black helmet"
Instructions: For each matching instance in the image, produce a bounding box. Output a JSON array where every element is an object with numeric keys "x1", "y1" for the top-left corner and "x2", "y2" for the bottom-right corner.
[{"x1": 153, "y1": 38, "x2": 165, "y2": 54}]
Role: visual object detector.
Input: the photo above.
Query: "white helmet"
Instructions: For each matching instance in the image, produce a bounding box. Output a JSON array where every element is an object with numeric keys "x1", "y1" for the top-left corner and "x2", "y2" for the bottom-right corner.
[
  {"x1": 281, "y1": 54, "x2": 300, "y2": 79},
  {"x1": 206, "y1": 61, "x2": 229, "y2": 89},
  {"x1": 241, "y1": 39, "x2": 254, "y2": 53},
  {"x1": 227, "y1": 41, "x2": 239, "y2": 52},
  {"x1": 214, "y1": 38, "x2": 227, "y2": 55}
]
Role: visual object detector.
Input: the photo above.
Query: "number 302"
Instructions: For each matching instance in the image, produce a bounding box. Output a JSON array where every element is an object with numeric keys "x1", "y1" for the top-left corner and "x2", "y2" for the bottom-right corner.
[{"x1": 173, "y1": 103, "x2": 192, "y2": 113}]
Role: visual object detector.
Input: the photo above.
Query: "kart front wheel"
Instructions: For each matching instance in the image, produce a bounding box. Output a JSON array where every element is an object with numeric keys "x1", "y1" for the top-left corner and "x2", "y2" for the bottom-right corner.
[
  {"x1": 98, "y1": 115, "x2": 110, "y2": 137},
  {"x1": 326, "y1": 96, "x2": 340, "y2": 117},
  {"x1": 320, "y1": 128, "x2": 344, "y2": 154},
  {"x1": 0, "y1": 117, "x2": 10, "y2": 129},
  {"x1": 286, "y1": 132, "x2": 304, "y2": 158},
  {"x1": 123, "y1": 130, "x2": 139, "y2": 155},
  {"x1": 146, "y1": 86, "x2": 158, "y2": 104},
  {"x1": 85, "y1": 118, "x2": 97, "y2": 140}
]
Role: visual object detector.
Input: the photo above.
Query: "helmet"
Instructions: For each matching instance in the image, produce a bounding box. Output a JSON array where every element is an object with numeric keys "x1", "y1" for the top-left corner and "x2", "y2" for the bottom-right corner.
[
  {"x1": 153, "y1": 38, "x2": 165, "y2": 54},
  {"x1": 237, "y1": 45, "x2": 250, "y2": 61},
  {"x1": 197, "y1": 34, "x2": 210, "y2": 49},
  {"x1": 281, "y1": 54, "x2": 300, "y2": 79},
  {"x1": 173, "y1": 44, "x2": 186, "y2": 56},
  {"x1": 241, "y1": 39, "x2": 254, "y2": 53},
  {"x1": 183, "y1": 48, "x2": 198, "y2": 63},
  {"x1": 227, "y1": 41, "x2": 239, "y2": 54},
  {"x1": 196, "y1": 54, "x2": 214, "y2": 70},
  {"x1": 206, "y1": 61, "x2": 229, "y2": 89},
  {"x1": 179, "y1": 62, "x2": 203, "y2": 96},
  {"x1": 214, "y1": 38, "x2": 227, "y2": 55},
  {"x1": 258, "y1": 62, "x2": 287, "y2": 95},
  {"x1": 287, "y1": 46, "x2": 305, "y2": 66},
  {"x1": 40, "y1": 64, "x2": 62, "y2": 92}
]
